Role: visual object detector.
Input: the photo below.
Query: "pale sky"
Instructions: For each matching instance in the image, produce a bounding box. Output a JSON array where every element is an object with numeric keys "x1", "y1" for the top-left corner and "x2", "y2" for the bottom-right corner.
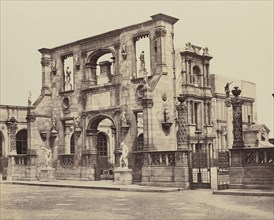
[{"x1": 1, "y1": 1, "x2": 273, "y2": 136}]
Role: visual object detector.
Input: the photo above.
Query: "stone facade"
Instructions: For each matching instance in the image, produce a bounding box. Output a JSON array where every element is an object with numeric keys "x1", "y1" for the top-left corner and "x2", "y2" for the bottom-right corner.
[{"x1": 0, "y1": 13, "x2": 271, "y2": 187}]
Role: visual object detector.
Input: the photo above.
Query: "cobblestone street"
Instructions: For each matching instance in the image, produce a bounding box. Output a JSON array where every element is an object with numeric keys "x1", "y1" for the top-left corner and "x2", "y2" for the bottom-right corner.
[{"x1": 1, "y1": 184, "x2": 273, "y2": 220}]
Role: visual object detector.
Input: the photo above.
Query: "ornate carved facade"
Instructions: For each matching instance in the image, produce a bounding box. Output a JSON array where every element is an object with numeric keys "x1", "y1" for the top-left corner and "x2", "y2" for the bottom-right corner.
[{"x1": 0, "y1": 13, "x2": 267, "y2": 187}]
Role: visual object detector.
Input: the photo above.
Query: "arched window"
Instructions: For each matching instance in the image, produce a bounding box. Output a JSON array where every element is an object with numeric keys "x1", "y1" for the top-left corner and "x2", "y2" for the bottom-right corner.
[
  {"x1": 97, "y1": 132, "x2": 107, "y2": 156},
  {"x1": 16, "y1": 130, "x2": 27, "y2": 154},
  {"x1": 70, "y1": 133, "x2": 75, "y2": 154},
  {"x1": 192, "y1": 66, "x2": 201, "y2": 85},
  {"x1": 137, "y1": 133, "x2": 144, "y2": 151}
]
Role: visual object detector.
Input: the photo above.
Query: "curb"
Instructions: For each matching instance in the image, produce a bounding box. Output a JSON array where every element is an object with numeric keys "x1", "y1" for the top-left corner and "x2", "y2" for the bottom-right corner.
[
  {"x1": 213, "y1": 190, "x2": 274, "y2": 197},
  {"x1": 1, "y1": 181, "x2": 180, "y2": 193}
]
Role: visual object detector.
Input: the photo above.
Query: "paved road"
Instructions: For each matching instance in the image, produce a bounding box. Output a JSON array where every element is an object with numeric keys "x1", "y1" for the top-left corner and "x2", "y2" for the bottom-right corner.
[{"x1": 1, "y1": 184, "x2": 273, "y2": 220}]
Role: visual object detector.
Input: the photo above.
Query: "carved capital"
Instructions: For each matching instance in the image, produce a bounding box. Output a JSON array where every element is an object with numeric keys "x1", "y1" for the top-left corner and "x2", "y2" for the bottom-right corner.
[
  {"x1": 114, "y1": 43, "x2": 120, "y2": 50},
  {"x1": 81, "y1": 50, "x2": 87, "y2": 58},
  {"x1": 26, "y1": 113, "x2": 36, "y2": 122},
  {"x1": 154, "y1": 27, "x2": 167, "y2": 37},
  {"x1": 40, "y1": 57, "x2": 51, "y2": 67}
]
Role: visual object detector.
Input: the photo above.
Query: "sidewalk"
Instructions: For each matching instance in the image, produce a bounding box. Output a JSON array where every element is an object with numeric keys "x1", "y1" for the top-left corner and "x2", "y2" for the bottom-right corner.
[
  {"x1": 0, "y1": 179, "x2": 182, "y2": 193},
  {"x1": 213, "y1": 188, "x2": 274, "y2": 197},
  {"x1": 2, "y1": 179, "x2": 273, "y2": 196}
]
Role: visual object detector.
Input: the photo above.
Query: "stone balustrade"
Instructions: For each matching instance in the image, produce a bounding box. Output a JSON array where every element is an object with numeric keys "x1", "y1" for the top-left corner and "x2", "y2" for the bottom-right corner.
[
  {"x1": 14, "y1": 155, "x2": 28, "y2": 166},
  {"x1": 59, "y1": 154, "x2": 74, "y2": 168},
  {"x1": 134, "y1": 151, "x2": 176, "y2": 166},
  {"x1": 242, "y1": 147, "x2": 274, "y2": 166}
]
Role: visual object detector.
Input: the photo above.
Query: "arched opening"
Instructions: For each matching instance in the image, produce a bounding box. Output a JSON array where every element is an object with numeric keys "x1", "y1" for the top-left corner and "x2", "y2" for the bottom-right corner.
[
  {"x1": 70, "y1": 133, "x2": 75, "y2": 154},
  {"x1": 88, "y1": 115, "x2": 116, "y2": 180},
  {"x1": 86, "y1": 49, "x2": 115, "y2": 85},
  {"x1": 16, "y1": 129, "x2": 27, "y2": 154}
]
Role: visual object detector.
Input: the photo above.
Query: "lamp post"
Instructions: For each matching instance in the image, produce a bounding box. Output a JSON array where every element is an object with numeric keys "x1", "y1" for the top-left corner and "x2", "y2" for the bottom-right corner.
[{"x1": 195, "y1": 128, "x2": 202, "y2": 184}]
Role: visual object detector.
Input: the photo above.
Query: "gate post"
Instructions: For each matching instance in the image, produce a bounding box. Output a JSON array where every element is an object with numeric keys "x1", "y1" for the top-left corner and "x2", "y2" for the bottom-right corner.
[{"x1": 210, "y1": 166, "x2": 218, "y2": 190}]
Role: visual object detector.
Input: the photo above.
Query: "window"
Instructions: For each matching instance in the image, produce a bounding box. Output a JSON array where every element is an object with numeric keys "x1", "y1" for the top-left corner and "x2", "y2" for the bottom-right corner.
[
  {"x1": 70, "y1": 133, "x2": 75, "y2": 154},
  {"x1": 16, "y1": 130, "x2": 27, "y2": 154},
  {"x1": 97, "y1": 132, "x2": 107, "y2": 156}
]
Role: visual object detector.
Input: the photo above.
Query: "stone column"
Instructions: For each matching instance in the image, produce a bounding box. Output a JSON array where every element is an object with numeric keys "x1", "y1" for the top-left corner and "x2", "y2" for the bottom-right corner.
[
  {"x1": 225, "y1": 98, "x2": 233, "y2": 149},
  {"x1": 176, "y1": 95, "x2": 188, "y2": 150},
  {"x1": 85, "y1": 63, "x2": 97, "y2": 86},
  {"x1": 86, "y1": 129, "x2": 98, "y2": 163},
  {"x1": 154, "y1": 26, "x2": 167, "y2": 74},
  {"x1": 231, "y1": 87, "x2": 245, "y2": 148},
  {"x1": 23, "y1": 100, "x2": 37, "y2": 180},
  {"x1": 38, "y1": 48, "x2": 51, "y2": 95},
  {"x1": 6, "y1": 117, "x2": 17, "y2": 155},
  {"x1": 6, "y1": 117, "x2": 17, "y2": 181},
  {"x1": 141, "y1": 85, "x2": 154, "y2": 166}
]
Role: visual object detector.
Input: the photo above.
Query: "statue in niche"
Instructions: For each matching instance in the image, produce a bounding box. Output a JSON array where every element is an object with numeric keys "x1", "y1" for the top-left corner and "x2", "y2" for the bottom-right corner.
[
  {"x1": 66, "y1": 67, "x2": 72, "y2": 82},
  {"x1": 120, "y1": 110, "x2": 127, "y2": 127},
  {"x1": 164, "y1": 107, "x2": 170, "y2": 122},
  {"x1": 138, "y1": 51, "x2": 147, "y2": 77},
  {"x1": 41, "y1": 147, "x2": 52, "y2": 167},
  {"x1": 119, "y1": 142, "x2": 129, "y2": 168},
  {"x1": 74, "y1": 116, "x2": 80, "y2": 129},
  {"x1": 51, "y1": 116, "x2": 57, "y2": 131},
  {"x1": 122, "y1": 43, "x2": 127, "y2": 59},
  {"x1": 65, "y1": 67, "x2": 72, "y2": 90},
  {"x1": 225, "y1": 82, "x2": 233, "y2": 97}
]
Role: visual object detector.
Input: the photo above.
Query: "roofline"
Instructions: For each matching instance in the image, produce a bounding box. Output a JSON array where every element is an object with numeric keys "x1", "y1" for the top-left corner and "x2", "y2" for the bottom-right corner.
[
  {"x1": 0, "y1": 104, "x2": 28, "y2": 110},
  {"x1": 38, "y1": 13, "x2": 179, "y2": 53}
]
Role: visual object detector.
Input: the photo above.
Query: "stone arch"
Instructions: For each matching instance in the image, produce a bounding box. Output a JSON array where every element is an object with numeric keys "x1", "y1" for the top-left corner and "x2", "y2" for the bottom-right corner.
[
  {"x1": 86, "y1": 48, "x2": 116, "y2": 85},
  {"x1": 87, "y1": 114, "x2": 116, "y2": 131},
  {"x1": 88, "y1": 48, "x2": 116, "y2": 64}
]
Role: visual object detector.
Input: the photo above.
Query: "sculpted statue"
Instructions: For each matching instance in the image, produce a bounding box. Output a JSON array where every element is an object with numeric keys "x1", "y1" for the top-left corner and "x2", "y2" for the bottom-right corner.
[
  {"x1": 122, "y1": 43, "x2": 127, "y2": 59},
  {"x1": 164, "y1": 107, "x2": 170, "y2": 122},
  {"x1": 41, "y1": 147, "x2": 52, "y2": 167},
  {"x1": 120, "y1": 110, "x2": 127, "y2": 127},
  {"x1": 140, "y1": 51, "x2": 145, "y2": 64},
  {"x1": 51, "y1": 60, "x2": 56, "y2": 72},
  {"x1": 225, "y1": 82, "x2": 233, "y2": 97},
  {"x1": 51, "y1": 116, "x2": 56, "y2": 131},
  {"x1": 28, "y1": 91, "x2": 32, "y2": 106},
  {"x1": 119, "y1": 142, "x2": 128, "y2": 168},
  {"x1": 74, "y1": 116, "x2": 80, "y2": 130},
  {"x1": 203, "y1": 47, "x2": 209, "y2": 55},
  {"x1": 66, "y1": 67, "x2": 72, "y2": 83}
]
